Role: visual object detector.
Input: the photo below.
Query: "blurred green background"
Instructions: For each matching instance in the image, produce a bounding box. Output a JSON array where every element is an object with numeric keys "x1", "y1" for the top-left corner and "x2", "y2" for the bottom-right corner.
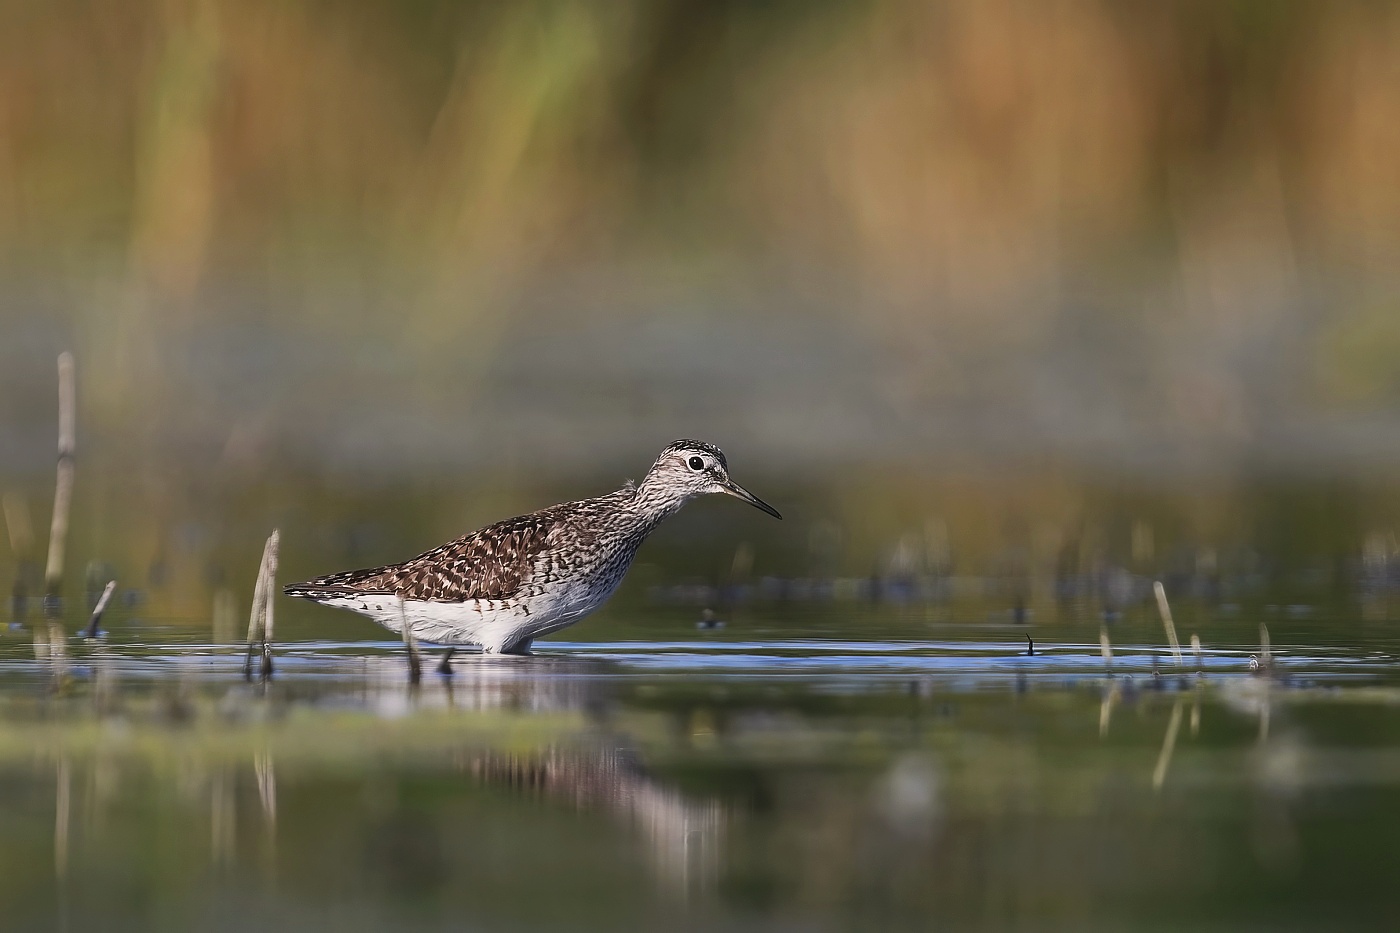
[
  {"x1": 7, "y1": 7, "x2": 1400, "y2": 930},
  {"x1": 4, "y1": 0, "x2": 1400, "y2": 626}
]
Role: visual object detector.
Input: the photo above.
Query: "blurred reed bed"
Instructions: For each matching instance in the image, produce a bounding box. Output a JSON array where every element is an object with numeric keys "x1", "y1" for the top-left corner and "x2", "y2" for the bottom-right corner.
[
  {"x1": 2, "y1": 2, "x2": 1398, "y2": 393},
  {"x1": 4, "y1": 1, "x2": 1400, "y2": 626}
]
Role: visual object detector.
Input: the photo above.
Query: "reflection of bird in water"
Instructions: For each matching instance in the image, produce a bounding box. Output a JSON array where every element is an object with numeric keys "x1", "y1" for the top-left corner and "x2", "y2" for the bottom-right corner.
[
  {"x1": 286, "y1": 441, "x2": 780, "y2": 662},
  {"x1": 468, "y1": 745, "x2": 725, "y2": 892},
  {"x1": 355, "y1": 653, "x2": 612, "y2": 715},
  {"x1": 352, "y1": 653, "x2": 724, "y2": 892}
]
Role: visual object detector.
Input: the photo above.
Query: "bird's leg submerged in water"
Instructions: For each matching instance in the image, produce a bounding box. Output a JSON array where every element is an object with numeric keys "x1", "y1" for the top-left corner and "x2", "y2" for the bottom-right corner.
[
  {"x1": 436, "y1": 647, "x2": 455, "y2": 675},
  {"x1": 398, "y1": 597, "x2": 422, "y2": 684}
]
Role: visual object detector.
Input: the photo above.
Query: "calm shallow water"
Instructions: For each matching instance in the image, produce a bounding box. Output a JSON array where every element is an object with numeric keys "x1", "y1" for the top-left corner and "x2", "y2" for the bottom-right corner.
[{"x1": 3, "y1": 610, "x2": 1400, "y2": 932}]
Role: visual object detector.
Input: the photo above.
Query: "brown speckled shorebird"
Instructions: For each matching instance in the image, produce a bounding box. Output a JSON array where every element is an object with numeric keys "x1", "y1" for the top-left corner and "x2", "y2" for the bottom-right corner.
[{"x1": 284, "y1": 440, "x2": 780, "y2": 667}]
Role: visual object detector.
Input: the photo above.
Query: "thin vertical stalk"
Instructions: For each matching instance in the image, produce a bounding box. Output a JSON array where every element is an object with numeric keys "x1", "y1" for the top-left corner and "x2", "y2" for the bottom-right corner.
[
  {"x1": 84, "y1": 580, "x2": 117, "y2": 638},
  {"x1": 1152, "y1": 581, "x2": 1182, "y2": 667},
  {"x1": 260, "y1": 532, "x2": 278, "y2": 679},
  {"x1": 243, "y1": 531, "x2": 279, "y2": 680},
  {"x1": 44, "y1": 353, "x2": 76, "y2": 613}
]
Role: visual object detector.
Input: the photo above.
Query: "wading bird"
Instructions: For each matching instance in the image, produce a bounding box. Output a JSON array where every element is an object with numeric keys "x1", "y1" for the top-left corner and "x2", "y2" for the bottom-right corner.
[{"x1": 285, "y1": 440, "x2": 780, "y2": 669}]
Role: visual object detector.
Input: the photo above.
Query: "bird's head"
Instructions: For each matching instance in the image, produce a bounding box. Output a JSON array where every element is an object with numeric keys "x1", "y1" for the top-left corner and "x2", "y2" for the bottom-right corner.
[{"x1": 641, "y1": 439, "x2": 781, "y2": 519}]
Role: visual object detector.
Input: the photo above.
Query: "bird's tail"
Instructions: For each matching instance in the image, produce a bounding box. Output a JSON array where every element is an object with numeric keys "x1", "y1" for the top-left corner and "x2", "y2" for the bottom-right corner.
[{"x1": 284, "y1": 566, "x2": 392, "y2": 601}]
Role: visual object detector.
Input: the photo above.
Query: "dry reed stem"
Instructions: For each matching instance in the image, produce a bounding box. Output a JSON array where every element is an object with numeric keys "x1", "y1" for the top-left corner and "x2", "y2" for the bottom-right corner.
[
  {"x1": 1152, "y1": 581, "x2": 1183, "y2": 667},
  {"x1": 84, "y1": 580, "x2": 116, "y2": 638},
  {"x1": 243, "y1": 552, "x2": 270, "y2": 677},
  {"x1": 44, "y1": 353, "x2": 75, "y2": 607},
  {"x1": 243, "y1": 530, "x2": 279, "y2": 680},
  {"x1": 45, "y1": 621, "x2": 68, "y2": 689},
  {"x1": 260, "y1": 531, "x2": 279, "y2": 679}
]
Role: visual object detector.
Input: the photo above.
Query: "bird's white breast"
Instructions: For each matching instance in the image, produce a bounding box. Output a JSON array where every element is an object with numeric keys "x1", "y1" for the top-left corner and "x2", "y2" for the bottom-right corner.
[{"x1": 317, "y1": 570, "x2": 621, "y2": 653}]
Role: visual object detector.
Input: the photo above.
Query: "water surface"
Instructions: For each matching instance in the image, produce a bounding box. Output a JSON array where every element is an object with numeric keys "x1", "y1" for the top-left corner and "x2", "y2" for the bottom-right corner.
[{"x1": 3, "y1": 609, "x2": 1399, "y2": 932}]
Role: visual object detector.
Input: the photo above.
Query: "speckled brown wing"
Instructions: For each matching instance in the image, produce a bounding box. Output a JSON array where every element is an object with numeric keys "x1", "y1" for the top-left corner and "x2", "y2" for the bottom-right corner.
[{"x1": 286, "y1": 507, "x2": 570, "y2": 603}]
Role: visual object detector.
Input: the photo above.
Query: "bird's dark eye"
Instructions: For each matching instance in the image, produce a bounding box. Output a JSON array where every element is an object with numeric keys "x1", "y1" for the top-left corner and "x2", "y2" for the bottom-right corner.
[{"x1": 687, "y1": 456, "x2": 705, "y2": 471}]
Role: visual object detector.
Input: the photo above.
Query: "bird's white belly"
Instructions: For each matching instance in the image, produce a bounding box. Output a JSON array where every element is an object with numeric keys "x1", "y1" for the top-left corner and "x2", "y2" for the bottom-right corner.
[{"x1": 319, "y1": 578, "x2": 615, "y2": 653}]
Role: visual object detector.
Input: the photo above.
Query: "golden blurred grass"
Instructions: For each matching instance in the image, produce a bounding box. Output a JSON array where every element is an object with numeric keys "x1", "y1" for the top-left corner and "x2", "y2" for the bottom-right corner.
[{"x1": 2, "y1": 0, "x2": 1397, "y2": 309}]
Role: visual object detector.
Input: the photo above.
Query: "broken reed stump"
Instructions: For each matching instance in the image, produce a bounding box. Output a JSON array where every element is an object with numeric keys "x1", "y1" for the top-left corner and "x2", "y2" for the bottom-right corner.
[
  {"x1": 1152, "y1": 580, "x2": 1183, "y2": 667},
  {"x1": 242, "y1": 544, "x2": 271, "y2": 679},
  {"x1": 261, "y1": 538, "x2": 278, "y2": 679},
  {"x1": 243, "y1": 530, "x2": 279, "y2": 681},
  {"x1": 35, "y1": 620, "x2": 70, "y2": 693},
  {"x1": 43, "y1": 353, "x2": 76, "y2": 620},
  {"x1": 84, "y1": 580, "x2": 116, "y2": 638}
]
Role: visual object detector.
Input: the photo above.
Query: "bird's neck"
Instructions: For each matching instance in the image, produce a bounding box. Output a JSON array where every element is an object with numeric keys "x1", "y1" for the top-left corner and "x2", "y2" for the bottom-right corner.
[{"x1": 625, "y1": 476, "x2": 692, "y2": 530}]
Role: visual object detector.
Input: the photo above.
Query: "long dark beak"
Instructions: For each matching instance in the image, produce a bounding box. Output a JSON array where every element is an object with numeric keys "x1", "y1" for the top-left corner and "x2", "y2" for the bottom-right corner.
[{"x1": 720, "y1": 480, "x2": 782, "y2": 519}]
